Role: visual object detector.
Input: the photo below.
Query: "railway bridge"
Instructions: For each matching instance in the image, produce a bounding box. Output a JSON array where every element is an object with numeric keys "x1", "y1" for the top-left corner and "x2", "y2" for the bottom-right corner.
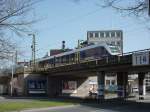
[{"x1": 13, "y1": 49, "x2": 150, "y2": 99}]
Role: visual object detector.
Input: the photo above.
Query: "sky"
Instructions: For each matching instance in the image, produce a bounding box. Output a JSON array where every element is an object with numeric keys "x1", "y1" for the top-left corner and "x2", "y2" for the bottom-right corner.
[{"x1": 15, "y1": 0, "x2": 150, "y2": 61}]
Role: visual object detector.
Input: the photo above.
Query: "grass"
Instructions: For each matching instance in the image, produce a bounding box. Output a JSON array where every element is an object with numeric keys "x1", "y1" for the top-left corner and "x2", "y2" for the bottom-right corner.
[{"x1": 0, "y1": 99, "x2": 75, "y2": 112}]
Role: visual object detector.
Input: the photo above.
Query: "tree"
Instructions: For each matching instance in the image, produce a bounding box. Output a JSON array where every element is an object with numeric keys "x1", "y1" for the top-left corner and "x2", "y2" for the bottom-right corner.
[
  {"x1": 101, "y1": 0, "x2": 148, "y2": 17},
  {"x1": 0, "y1": 0, "x2": 38, "y2": 59},
  {"x1": 72, "y1": 0, "x2": 149, "y2": 17}
]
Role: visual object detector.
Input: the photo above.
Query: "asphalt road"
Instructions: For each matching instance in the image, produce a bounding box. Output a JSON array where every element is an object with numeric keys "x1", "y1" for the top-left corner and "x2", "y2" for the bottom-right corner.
[
  {"x1": 22, "y1": 101, "x2": 150, "y2": 112},
  {"x1": 22, "y1": 105, "x2": 116, "y2": 112},
  {"x1": 1, "y1": 96, "x2": 150, "y2": 112}
]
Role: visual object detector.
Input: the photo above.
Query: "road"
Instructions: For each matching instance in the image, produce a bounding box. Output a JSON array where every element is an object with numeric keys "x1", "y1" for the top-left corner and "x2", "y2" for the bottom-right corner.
[
  {"x1": 1, "y1": 96, "x2": 150, "y2": 112},
  {"x1": 22, "y1": 105, "x2": 116, "y2": 112},
  {"x1": 22, "y1": 101, "x2": 150, "y2": 112}
]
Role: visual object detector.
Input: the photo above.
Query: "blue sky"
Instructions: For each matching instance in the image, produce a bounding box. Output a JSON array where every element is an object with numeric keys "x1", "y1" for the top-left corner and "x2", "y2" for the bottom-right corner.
[{"x1": 16, "y1": 0, "x2": 150, "y2": 61}]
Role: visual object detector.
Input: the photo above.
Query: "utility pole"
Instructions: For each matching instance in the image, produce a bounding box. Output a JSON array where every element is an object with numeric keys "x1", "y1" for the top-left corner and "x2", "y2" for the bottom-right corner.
[
  {"x1": 10, "y1": 53, "x2": 14, "y2": 96},
  {"x1": 76, "y1": 40, "x2": 84, "y2": 63},
  {"x1": 10, "y1": 51, "x2": 17, "y2": 96},
  {"x1": 28, "y1": 34, "x2": 36, "y2": 68},
  {"x1": 15, "y1": 50, "x2": 17, "y2": 64}
]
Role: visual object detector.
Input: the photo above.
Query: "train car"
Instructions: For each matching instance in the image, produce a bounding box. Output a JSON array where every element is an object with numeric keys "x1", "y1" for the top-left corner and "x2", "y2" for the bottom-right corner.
[{"x1": 36, "y1": 43, "x2": 121, "y2": 68}]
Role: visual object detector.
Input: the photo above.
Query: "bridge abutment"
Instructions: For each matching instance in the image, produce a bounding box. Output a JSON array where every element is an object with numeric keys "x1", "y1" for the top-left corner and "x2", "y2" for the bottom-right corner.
[{"x1": 47, "y1": 76, "x2": 62, "y2": 97}]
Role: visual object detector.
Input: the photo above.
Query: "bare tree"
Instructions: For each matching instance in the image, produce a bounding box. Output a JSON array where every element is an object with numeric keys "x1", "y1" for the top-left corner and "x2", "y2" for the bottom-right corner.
[
  {"x1": 101, "y1": 0, "x2": 148, "y2": 17},
  {"x1": 0, "y1": 0, "x2": 37, "y2": 34},
  {"x1": 0, "y1": 0, "x2": 38, "y2": 59},
  {"x1": 0, "y1": 36, "x2": 15, "y2": 59},
  {"x1": 72, "y1": 0, "x2": 149, "y2": 17}
]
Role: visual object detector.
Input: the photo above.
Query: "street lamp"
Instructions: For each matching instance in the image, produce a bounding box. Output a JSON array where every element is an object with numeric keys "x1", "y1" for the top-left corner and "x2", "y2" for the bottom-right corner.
[{"x1": 28, "y1": 33, "x2": 36, "y2": 69}]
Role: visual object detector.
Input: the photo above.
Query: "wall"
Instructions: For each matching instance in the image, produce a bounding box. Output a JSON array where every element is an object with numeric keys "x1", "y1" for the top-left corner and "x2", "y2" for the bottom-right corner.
[{"x1": 47, "y1": 75, "x2": 98, "y2": 98}]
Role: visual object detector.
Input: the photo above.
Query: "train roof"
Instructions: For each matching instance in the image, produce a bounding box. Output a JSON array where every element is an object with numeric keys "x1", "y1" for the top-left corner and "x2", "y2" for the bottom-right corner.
[{"x1": 37, "y1": 43, "x2": 121, "y2": 62}]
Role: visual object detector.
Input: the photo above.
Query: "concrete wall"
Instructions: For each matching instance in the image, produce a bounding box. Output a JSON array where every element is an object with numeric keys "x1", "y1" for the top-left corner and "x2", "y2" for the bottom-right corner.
[{"x1": 11, "y1": 74, "x2": 24, "y2": 96}]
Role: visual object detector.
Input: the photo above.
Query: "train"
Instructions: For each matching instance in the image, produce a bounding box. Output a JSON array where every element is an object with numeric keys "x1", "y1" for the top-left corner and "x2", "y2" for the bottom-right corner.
[{"x1": 36, "y1": 43, "x2": 122, "y2": 68}]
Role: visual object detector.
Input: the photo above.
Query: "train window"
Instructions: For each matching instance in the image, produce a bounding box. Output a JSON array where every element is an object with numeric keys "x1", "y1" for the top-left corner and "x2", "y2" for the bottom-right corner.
[
  {"x1": 109, "y1": 46, "x2": 120, "y2": 53},
  {"x1": 80, "y1": 51, "x2": 86, "y2": 59},
  {"x1": 56, "y1": 58, "x2": 59, "y2": 63},
  {"x1": 66, "y1": 55, "x2": 69, "y2": 62},
  {"x1": 50, "y1": 59, "x2": 53, "y2": 64}
]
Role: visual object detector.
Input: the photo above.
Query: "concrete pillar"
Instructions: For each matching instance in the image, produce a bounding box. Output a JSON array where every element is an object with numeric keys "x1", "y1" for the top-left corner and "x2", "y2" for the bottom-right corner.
[
  {"x1": 138, "y1": 72, "x2": 146, "y2": 100},
  {"x1": 117, "y1": 72, "x2": 128, "y2": 98},
  {"x1": 47, "y1": 76, "x2": 62, "y2": 97},
  {"x1": 97, "y1": 71, "x2": 105, "y2": 100}
]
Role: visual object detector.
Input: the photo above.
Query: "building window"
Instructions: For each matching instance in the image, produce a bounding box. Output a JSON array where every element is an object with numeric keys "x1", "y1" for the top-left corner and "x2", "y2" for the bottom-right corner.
[
  {"x1": 116, "y1": 32, "x2": 121, "y2": 37},
  {"x1": 117, "y1": 41, "x2": 120, "y2": 46},
  {"x1": 95, "y1": 33, "x2": 99, "y2": 38},
  {"x1": 105, "y1": 32, "x2": 110, "y2": 37},
  {"x1": 111, "y1": 32, "x2": 115, "y2": 37},
  {"x1": 89, "y1": 33, "x2": 93, "y2": 37},
  {"x1": 111, "y1": 41, "x2": 115, "y2": 45},
  {"x1": 100, "y1": 32, "x2": 105, "y2": 37},
  {"x1": 106, "y1": 80, "x2": 110, "y2": 85},
  {"x1": 111, "y1": 80, "x2": 115, "y2": 85}
]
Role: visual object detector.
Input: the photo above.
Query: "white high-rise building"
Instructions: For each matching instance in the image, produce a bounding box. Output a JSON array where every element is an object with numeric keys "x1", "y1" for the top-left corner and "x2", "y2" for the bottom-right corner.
[
  {"x1": 87, "y1": 30, "x2": 123, "y2": 53},
  {"x1": 86, "y1": 30, "x2": 123, "y2": 92}
]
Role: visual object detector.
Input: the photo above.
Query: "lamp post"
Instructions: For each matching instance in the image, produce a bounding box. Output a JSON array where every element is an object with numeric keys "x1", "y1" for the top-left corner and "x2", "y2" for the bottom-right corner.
[{"x1": 28, "y1": 34, "x2": 36, "y2": 69}]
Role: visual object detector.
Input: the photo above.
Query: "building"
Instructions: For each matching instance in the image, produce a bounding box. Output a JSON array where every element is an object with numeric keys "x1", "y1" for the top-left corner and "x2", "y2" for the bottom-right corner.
[
  {"x1": 50, "y1": 41, "x2": 72, "y2": 56},
  {"x1": 50, "y1": 49, "x2": 72, "y2": 56},
  {"x1": 87, "y1": 30, "x2": 123, "y2": 53},
  {"x1": 145, "y1": 73, "x2": 150, "y2": 92},
  {"x1": 86, "y1": 30, "x2": 123, "y2": 92}
]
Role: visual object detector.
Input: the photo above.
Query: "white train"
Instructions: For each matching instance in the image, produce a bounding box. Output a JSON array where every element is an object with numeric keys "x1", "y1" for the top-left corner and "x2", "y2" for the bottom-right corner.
[{"x1": 36, "y1": 43, "x2": 121, "y2": 68}]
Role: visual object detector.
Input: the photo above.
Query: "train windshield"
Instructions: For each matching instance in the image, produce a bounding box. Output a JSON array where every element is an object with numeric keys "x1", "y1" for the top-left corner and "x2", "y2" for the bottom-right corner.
[{"x1": 109, "y1": 45, "x2": 121, "y2": 54}]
